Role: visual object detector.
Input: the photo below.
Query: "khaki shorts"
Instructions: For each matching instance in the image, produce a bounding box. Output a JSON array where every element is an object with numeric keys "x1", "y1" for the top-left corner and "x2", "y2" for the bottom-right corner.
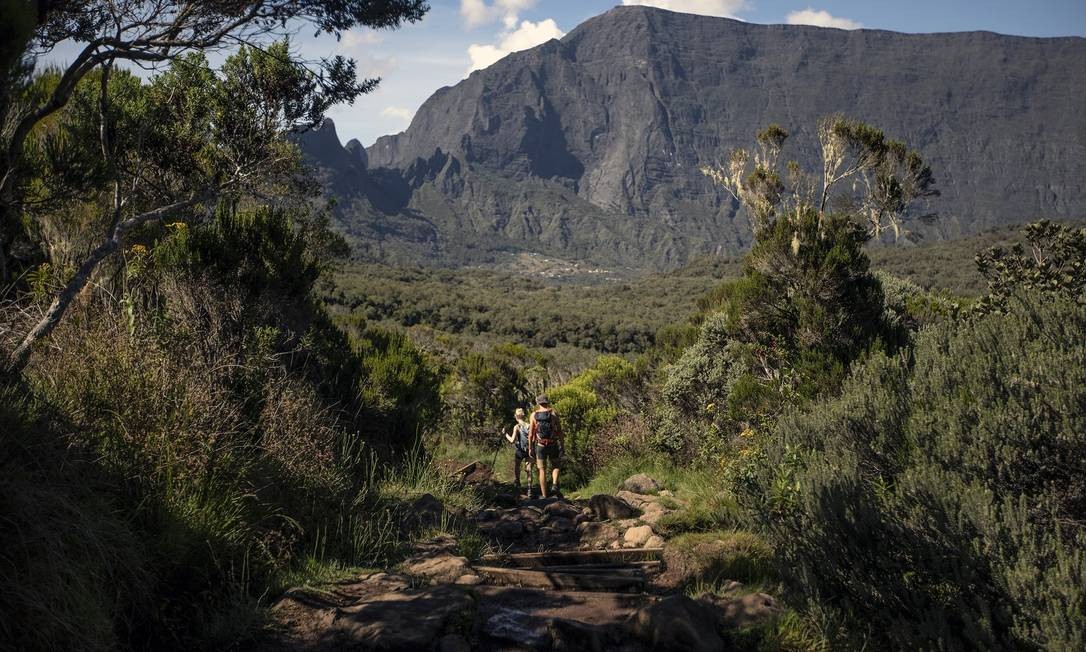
[{"x1": 534, "y1": 442, "x2": 560, "y2": 469}]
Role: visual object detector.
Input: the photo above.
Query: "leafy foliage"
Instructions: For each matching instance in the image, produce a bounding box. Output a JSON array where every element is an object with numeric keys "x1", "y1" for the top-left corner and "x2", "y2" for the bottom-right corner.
[
  {"x1": 738, "y1": 295, "x2": 1085, "y2": 650},
  {"x1": 659, "y1": 118, "x2": 936, "y2": 463},
  {"x1": 440, "y1": 342, "x2": 544, "y2": 443},
  {"x1": 546, "y1": 355, "x2": 642, "y2": 466},
  {"x1": 973, "y1": 219, "x2": 1086, "y2": 315}
]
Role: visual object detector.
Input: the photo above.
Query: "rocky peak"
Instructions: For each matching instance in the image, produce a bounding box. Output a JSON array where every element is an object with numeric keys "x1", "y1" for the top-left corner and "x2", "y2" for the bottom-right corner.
[{"x1": 303, "y1": 6, "x2": 1086, "y2": 270}]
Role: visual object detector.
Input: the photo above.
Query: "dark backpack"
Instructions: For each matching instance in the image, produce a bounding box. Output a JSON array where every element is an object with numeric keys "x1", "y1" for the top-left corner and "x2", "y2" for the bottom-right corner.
[
  {"x1": 516, "y1": 422, "x2": 530, "y2": 452},
  {"x1": 535, "y1": 410, "x2": 556, "y2": 443}
]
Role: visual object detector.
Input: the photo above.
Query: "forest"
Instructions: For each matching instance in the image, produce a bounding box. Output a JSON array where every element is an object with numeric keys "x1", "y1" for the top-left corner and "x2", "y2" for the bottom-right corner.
[{"x1": 1, "y1": 2, "x2": 1083, "y2": 651}]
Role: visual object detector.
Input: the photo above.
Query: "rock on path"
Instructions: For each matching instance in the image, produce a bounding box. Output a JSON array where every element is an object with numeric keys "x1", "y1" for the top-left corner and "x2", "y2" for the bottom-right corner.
[{"x1": 259, "y1": 472, "x2": 781, "y2": 650}]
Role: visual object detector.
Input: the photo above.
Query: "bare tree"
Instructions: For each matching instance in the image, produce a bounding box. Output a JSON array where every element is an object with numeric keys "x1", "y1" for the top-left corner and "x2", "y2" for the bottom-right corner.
[{"x1": 702, "y1": 115, "x2": 937, "y2": 239}]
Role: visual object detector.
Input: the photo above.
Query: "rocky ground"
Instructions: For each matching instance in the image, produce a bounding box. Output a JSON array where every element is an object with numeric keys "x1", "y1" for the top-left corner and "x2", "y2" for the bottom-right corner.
[{"x1": 256, "y1": 468, "x2": 780, "y2": 651}]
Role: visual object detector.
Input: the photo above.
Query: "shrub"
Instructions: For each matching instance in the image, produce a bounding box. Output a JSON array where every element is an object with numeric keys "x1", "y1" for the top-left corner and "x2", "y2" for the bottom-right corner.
[
  {"x1": 743, "y1": 295, "x2": 1086, "y2": 650},
  {"x1": 542, "y1": 354, "x2": 645, "y2": 481},
  {"x1": 440, "y1": 342, "x2": 544, "y2": 443},
  {"x1": 5, "y1": 203, "x2": 444, "y2": 646}
]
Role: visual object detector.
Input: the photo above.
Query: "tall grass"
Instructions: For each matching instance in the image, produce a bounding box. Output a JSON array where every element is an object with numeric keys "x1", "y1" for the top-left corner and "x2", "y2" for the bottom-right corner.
[
  {"x1": 0, "y1": 383, "x2": 150, "y2": 651},
  {"x1": 571, "y1": 454, "x2": 742, "y2": 534}
]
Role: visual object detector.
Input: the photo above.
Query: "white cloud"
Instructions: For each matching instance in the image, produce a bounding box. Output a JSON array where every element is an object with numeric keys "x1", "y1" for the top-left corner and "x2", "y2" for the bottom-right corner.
[
  {"x1": 620, "y1": 0, "x2": 749, "y2": 19},
  {"x1": 340, "y1": 29, "x2": 384, "y2": 51},
  {"x1": 467, "y1": 18, "x2": 564, "y2": 73},
  {"x1": 785, "y1": 8, "x2": 863, "y2": 30},
  {"x1": 381, "y1": 106, "x2": 414, "y2": 122},
  {"x1": 460, "y1": 0, "x2": 537, "y2": 28},
  {"x1": 351, "y1": 54, "x2": 397, "y2": 79}
]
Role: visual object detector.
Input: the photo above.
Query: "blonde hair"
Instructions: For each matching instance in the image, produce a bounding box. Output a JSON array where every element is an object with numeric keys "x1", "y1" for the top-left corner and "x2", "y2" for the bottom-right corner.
[{"x1": 514, "y1": 408, "x2": 526, "y2": 418}]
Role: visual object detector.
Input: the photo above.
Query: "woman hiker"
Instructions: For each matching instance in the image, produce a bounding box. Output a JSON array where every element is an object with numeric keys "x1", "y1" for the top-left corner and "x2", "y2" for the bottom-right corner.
[
  {"x1": 505, "y1": 407, "x2": 533, "y2": 496},
  {"x1": 529, "y1": 394, "x2": 563, "y2": 499}
]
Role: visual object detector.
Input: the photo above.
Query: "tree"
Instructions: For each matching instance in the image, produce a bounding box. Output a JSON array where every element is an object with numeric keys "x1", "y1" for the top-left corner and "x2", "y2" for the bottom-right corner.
[
  {"x1": 657, "y1": 120, "x2": 936, "y2": 456},
  {"x1": 2, "y1": 1, "x2": 429, "y2": 373},
  {"x1": 702, "y1": 116, "x2": 937, "y2": 240},
  {"x1": 973, "y1": 219, "x2": 1086, "y2": 315}
]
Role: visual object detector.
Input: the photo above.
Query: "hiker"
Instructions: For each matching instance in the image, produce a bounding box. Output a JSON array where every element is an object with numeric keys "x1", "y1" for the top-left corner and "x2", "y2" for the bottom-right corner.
[
  {"x1": 529, "y1": 394, "x2": 563, "y2": 498},
  {"x1": 505, "y1": 407, "x2": 533, "y2": 494}
]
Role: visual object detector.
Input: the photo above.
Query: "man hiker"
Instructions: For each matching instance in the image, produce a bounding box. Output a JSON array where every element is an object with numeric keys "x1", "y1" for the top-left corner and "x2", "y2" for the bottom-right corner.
[
  {"x1": 505, "y1": 407, "x2": 533, "y2": 496},
  {"x1": 529, "y1": 394, "x2": 563, "y2": 499}
]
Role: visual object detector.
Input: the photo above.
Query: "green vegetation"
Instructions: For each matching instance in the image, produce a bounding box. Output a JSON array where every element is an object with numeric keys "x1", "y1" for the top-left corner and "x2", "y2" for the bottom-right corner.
[
  {"x1": 0, "y1": 3, "x2": 456, "y2": 648},
  {"x1": 2, "y1": 6, "x2": 1082, "y2": 647},
  {"x1": 556, "y1": 120, "x2": 1085, "y2": 649},
  {"x1": 326, "y1": 259, "x2": 736, "y2": 366}
]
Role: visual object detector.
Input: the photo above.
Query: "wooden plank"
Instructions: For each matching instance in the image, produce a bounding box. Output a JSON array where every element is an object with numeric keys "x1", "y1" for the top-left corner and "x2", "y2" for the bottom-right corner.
[
  {"x1": 524, "y1": 566, "x2": 645, "y2": 577},
  {"x1": 474, "y1": 566, "x2": 645, "y2": 592},
  {"x1": 534, "y1": 561, "x2": 661, "y2": 574},
  {"x1": 480, "y1": 547, "x2": 663, "y2": 568}
]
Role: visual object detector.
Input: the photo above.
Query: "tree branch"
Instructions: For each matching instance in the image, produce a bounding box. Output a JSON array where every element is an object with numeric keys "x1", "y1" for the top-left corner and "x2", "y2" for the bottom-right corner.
[{"x1": 5, "y1": 191, "x2": 213, "y2": 373}]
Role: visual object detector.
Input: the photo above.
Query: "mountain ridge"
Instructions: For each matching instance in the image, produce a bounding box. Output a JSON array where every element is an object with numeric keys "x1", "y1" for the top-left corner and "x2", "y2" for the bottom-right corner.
[{"x1": 301, "y1": 5, "x2": 1086, "y2": 270}]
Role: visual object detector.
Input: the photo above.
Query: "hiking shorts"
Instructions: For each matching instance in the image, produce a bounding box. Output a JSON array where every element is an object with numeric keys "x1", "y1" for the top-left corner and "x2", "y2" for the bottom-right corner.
[
  {"x1": 534, "y1": 442, "x2": 561, "y2": 469},
  {"x1": 514, "y1": 445, "x2": 530, "y2": 461}
]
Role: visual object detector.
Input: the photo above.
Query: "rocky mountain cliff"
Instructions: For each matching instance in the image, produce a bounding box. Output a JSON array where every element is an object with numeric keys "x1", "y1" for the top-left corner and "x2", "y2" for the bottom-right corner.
[{"x1": 302, "y1": 5, "x2": 1086, "y2": 270}]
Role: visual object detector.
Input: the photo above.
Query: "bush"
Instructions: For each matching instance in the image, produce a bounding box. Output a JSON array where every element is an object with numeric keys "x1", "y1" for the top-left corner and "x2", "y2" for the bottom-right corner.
[
  {"x1": 742, "y1": 295, "x2": 1086, "y2": 650},
  {"x1": 440, "y1": 342, "x2": 544, "y2": 443},
  {"x1": 5, "y1": 204, "x2": 444, "y2": 647},
  {"x1": 548, "y1": 355, "x2": 638, "y2": 454},
  {"x1": 658, "y1": 210, "x2": 895, "y2": 463}
]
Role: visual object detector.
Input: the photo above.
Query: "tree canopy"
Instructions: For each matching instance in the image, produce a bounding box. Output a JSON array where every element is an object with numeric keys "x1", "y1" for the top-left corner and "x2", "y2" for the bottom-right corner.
[{"x1": 1, "y1": 0, "x2": 429, "y2": 373}]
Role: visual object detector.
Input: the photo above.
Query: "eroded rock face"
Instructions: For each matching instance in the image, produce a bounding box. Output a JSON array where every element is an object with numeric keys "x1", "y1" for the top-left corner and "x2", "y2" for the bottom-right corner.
[
  {"x1": 403, "y1": 493, "x2": 446, "y2": 532},
  {"x1": 483, "y1": 607, "x2": 552, "y2": 648},
  {"x1": 402, "y1": 551, "x2": 473, "y2": 584},
  {"x1": 615, "y1": 491, "x2": 650, "y2": 508},
  {"x1": 730, "y1": 594, "x2": 782, "y2": 629},
  {"x1": 303, "y1": 5, "x2": 1086, "y2": 270},
  {"x1": 623, "y1": 525, "x2": 655, "y2": 548}
]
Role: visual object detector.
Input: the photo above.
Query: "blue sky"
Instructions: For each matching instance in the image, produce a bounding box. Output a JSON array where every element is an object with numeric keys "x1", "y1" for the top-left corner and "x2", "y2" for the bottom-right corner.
[
  {"x1": 315, "y1": 0, "x2": 1086, "y2": 146},
  {"x1": 37, "y1": 1, "x2": 1086, "y2": 146}
]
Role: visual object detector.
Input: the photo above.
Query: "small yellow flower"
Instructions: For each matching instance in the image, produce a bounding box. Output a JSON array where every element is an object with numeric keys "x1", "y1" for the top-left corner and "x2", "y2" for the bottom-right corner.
[
  {"x1": 166, "y1": 221, "x2": 188, "y2": 230},
  {"x1": 705, "y1": 402, "x2": 716, "y2": 413},
  {"x1": 740, "y1": 447, "x2": 755, "y2": 458},
  {"x1": 129, "y1": 244, "x2": 148, "y2": 256},
  {"x1": 739, "y1": 427, "x2": 755, "y2": 439}
]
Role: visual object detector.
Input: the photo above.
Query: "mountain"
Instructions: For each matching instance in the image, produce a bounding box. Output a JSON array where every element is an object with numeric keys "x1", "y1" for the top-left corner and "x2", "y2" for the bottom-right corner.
[{"x1": 301, "y1": 5, "x2": 1086, "y2": 271}]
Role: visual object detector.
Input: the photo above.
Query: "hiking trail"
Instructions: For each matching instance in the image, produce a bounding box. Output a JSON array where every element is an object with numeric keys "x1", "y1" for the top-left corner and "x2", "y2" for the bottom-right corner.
[{"x1": 257, "y1": 464, "x2": 780, "y2": 651}]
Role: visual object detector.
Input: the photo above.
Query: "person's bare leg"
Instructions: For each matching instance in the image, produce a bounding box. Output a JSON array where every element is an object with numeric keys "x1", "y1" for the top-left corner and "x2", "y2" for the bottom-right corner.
[
  {"x1": 513, "y1": 456, "x2": 521, "y2": 487},
  {"x1": 538, "y1": 465, "x2": 548, "y2": 498},
  {"x1": 552, "y1": 467, "x2": 560, "y2": 492}
]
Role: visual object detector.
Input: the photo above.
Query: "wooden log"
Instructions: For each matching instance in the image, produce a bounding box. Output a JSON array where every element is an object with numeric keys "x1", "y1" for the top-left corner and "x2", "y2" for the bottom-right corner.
[
  {"x1": 474, "y1": 566, "x2": 645, "y2": 592},
  {"x1": 451, "y1": 461, "x2": 478, "y2": 477},
  {"x1": 480, "y1": 547, "x2": 663, "y2": 568},
  {"x1": 533, "y1": 560, "x2": 661, "y2": 574},
  {"x1": 522, "y1": 566, "x2": 645, "y2": 577}
]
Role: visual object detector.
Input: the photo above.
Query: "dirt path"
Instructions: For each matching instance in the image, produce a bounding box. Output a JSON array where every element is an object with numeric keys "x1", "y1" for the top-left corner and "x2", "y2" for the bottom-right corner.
[{"x1": 258, "y1": 467, "x2": 779, "y2": 651}]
